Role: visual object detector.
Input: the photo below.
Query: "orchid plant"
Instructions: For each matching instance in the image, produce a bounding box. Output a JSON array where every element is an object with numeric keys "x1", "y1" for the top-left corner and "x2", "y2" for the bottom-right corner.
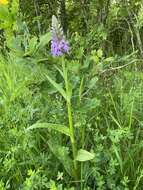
[{"x1": 27, "y1": 15, "x2": 95, "y2": 186}]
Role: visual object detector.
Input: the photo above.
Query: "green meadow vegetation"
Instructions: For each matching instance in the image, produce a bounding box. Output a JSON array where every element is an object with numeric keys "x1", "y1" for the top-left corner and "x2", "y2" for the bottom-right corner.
[{"x1": 0, "y1": 0, "x2": 143, "y2": 189}]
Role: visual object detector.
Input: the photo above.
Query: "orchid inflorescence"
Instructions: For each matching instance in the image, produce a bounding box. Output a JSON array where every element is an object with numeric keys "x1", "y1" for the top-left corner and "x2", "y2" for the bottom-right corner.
[{"x1": 51, "y1": 15, "x2": 69, "y2": 56}]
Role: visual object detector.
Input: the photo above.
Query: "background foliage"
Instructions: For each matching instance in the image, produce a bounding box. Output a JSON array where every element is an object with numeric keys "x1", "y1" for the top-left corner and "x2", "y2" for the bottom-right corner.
[{"x1": 0, "y1": 0, "x2": 143, "y2": 189}]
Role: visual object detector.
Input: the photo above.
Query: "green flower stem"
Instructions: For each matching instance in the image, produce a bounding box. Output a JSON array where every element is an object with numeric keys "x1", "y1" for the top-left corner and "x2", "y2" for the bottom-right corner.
[
  {"x1": 62, "y1": 60, "x2": 78, "y2": 180},
  {"x1": 67, "y1": 101, "x2": 78, "y2": 179}
]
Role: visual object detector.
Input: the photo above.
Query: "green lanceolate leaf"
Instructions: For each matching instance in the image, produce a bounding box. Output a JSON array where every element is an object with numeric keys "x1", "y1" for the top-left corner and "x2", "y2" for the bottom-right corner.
[
  {"x1": 48, "y1": 139, "x2": 74, "y2": 177},
  {"x1": 28, "y1": 36, "x2": 38, "y2": 55},
  {"x1": 37, "y1": 32, "x2": 51, "y2": 50},
  {"x1": 88, "y1": 77, "x2": 98, "y2": 89},
  {"x1": 76, "y1": 149, "x2": 95, "y2": 162},
  {"x1": 46, "y1": 74, "x2": 67, "y2": 101},
  {"x1": 26, "y1": 123, "x2": 70, "y2": 136},
  {"x1": 79, "y1": 98, "x2": 100, "y2": 113}
]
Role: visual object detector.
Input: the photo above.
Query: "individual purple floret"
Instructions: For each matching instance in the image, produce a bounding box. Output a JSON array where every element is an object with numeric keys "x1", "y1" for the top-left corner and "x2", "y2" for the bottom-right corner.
[{"x1": 51, "y1": 15, "x2": 70, "y2": 56}]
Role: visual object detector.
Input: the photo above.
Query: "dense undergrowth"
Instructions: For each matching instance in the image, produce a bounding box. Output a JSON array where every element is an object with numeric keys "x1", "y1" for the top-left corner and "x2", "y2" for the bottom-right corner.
[{"x1": 0, "y1": 0, "x2": 143, "y2": 189}]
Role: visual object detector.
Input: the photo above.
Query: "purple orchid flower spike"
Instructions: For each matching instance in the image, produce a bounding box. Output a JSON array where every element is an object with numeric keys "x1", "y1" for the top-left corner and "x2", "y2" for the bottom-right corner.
[{"x1": 51, "y1": 15, "x2": 70, "y2": 56}]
